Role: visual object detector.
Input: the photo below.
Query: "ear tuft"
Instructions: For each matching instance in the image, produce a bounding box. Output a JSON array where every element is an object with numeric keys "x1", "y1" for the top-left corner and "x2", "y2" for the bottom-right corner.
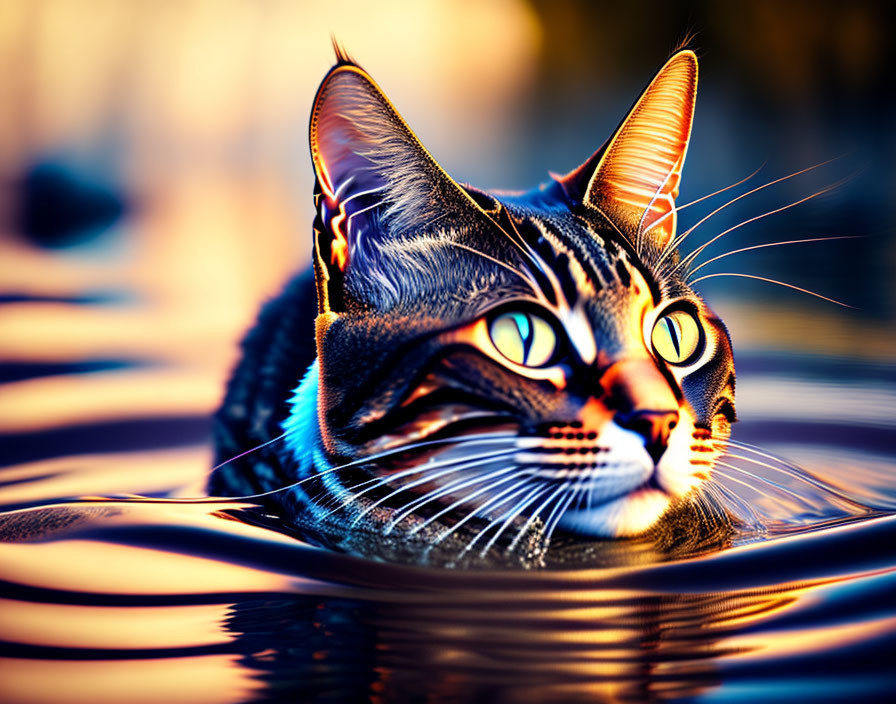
[
  {"x1": 579, "y1": 50, "x2": 698, "y2": 251},
  {"x1": 330, "y1": 36, "x2": 356, "y2": 66}
]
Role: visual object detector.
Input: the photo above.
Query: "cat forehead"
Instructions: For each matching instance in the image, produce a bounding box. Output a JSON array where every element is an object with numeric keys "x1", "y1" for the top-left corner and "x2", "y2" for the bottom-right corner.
[
  {"x1": 500, "y1": 201, "x2": 658, "y2": 303},
  {"x1": 484, "y1": 203, "x2": 659, "y2": 360}
]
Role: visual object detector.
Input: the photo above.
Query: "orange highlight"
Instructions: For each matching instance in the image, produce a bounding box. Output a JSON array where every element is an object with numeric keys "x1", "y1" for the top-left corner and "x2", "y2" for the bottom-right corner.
[
  {"x1": 587, "y1": 50, "x2": 698, "y2": 247},
  {"x1": 328, "y1": 198, "x2": 350, "y2": 271},
  {"x1": 312, "y1": 160, "x2": 350, "y2": 271}
]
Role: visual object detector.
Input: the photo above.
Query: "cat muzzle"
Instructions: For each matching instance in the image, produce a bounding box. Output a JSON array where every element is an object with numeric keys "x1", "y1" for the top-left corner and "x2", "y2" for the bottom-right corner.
[{"x1": 598, "y1": 358, "x2": 680, "y2": 465}]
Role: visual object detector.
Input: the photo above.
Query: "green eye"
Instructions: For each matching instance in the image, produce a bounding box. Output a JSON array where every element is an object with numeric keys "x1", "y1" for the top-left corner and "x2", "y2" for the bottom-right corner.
[
  {"x1": 652, "y1": 309, "x2": 702, "y2": 365},
  {"x1": 489, "y1": 310, "x2": 556, "y2": 367}
]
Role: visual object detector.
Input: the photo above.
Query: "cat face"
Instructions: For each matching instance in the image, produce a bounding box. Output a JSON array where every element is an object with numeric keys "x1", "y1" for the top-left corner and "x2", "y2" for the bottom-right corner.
[{"x1": 299, "y1": 50, "x2": 735, "y2": 540}]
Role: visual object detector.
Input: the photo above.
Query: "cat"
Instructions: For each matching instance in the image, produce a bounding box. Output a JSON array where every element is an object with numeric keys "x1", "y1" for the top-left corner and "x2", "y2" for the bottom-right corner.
[{"x1": 210, "y1": 47, "x2": 736, "y2": 567}]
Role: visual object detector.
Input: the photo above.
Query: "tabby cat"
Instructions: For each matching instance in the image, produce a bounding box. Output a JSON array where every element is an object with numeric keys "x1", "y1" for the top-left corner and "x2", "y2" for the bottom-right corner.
[{"x1": 211, "y1": 48, "x2": 736, "y2": 567}]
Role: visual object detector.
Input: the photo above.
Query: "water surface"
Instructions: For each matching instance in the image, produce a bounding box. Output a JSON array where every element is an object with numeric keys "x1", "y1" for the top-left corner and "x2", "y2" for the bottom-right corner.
[{"x1": 1, "y1": 346, "x2": 895, "y2": 703}]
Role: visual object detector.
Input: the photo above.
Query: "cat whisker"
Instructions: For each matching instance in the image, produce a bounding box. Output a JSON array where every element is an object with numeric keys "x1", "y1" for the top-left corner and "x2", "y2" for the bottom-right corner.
[
  {"x1": 656, "y1": 155, "x2": 846, "y2": 267},
  {"x1": 335, "y1": 450, "x2": 518, "y2": 526},
  {"x1": 474, "y1": 203, "x2": 556, "y2": 290},
  {"x1": 449, "y1": 480, "x2": 544, "y2": 561},
  {"x1": 584, "y1": 470, "x2": 596, "y2": 514},
  {"x1": 576, "y1": 470, "x2": 595, "y2": 512},
  {"x1": 314, "y1": 446, "x2": 516, "y2": 516},
  {"x1": 508, "y1": 215, "x2": 579, "y2": 311},
  {"x1": 670, "y1": 164, "x2": 764, "y2": 217},
  {"x1": 380, "y1": 463, "x2": 522, "y2": 534},
  {"x1": 698, "y1": 466, "x2": 766, "y2": 532},
  {"x1": 210, "y1": 432, "x2": 288, "y2": 473},
  {"x1": 687, "y1": 236, "x2": 862, "y2": 276},
  {"x1": 542, "y1": 481, "x2": 582, "y2": 546},
  {"x1": 709, "y1": 467, "x2": 796, "y2": 509},
  {"x1": 715, "y1": 458, "x2": 811, "y2": 499},
  {"x1": 720, "y1": 438, "x2": 818, "y2": 473},
  {"x1": 689, "y1": 272, "x2": 855, "y2": 308},
  {"x1": 474, "y1": 482, "x2": 551, "y2": 558},
  {"x1": 539, "y1": 468, "x2": 593, "y2": 547},
  {"x1": 592, "y1": 203, "x2": 636, "y2": 251},
  {"x1": 678, "y1": 174, "x2": 853, "y2": 276},
  {"x1": 504, "y1": 208, "x2": 567, "y2": 280},
  {"x1": 713, "y1": 461, "x2": 819, "y2": 507},
  {"x1": 698, "y1": 479, "x2": 724, "y2": 512},
  {"x1": 310, "y1": 434, "x2": 518, "y2": 513},
  {"x1": 539, "y1": 486, "x2": 574, "y2": 545},
  {"x1": 690, "y1": 483, "x2": 712, "y2": 528},
  {"x1": 700, "y1": 487, "x2": 723, "y2": 530},
  {"x1": 716, "y1": 448, "x2": 811, "y2": 479},
  {"x1": 423, "y1": 471, "x2": 531, "y2": 545},
  {"x1": 456, "y1": 205, "x2": 573, "y2": 312},
  {"x1": 713, "y1": 444, "x2": 863, "y2": 506},
  {"x1": 507, "y1": 480, "x2": 571, "y2": 552},
  {"x1": 704, "y1": 484, "x2": 731, "y2": 531},
  {"x1": 283, "y1": 429, "x2": 515, "y2": 464},
  {"x1": 446, "y1": 241, "x2": 545, "y2": 301},
  {"x1": 638, "y1": 168, "x2": 678, "y2": 255},
  {"x1": 231, "y1": 433, "x2": 517, "y2": 502},
  {"x1": 639, "y1": 157, "x2": 760, "y2": 257},
  {"x1": 405, "y1": 468, "x2": 523, "y2": 537}
]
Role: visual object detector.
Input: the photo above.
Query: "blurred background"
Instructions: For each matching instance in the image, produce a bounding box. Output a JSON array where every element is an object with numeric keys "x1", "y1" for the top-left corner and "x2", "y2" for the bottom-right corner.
[{"x1": 0, "y1": 0, "x2": 893, "y2": 481}]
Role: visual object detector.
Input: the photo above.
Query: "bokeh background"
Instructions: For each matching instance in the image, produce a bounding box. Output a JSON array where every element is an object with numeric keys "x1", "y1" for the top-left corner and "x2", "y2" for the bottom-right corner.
[{"x1": 0, "y1": 0, "x2": 894, "y2": 479}]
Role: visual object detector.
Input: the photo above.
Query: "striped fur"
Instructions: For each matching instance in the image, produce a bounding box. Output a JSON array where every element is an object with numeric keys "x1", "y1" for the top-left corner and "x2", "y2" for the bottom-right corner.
[{"x1": 211, "y1": 49, "x2": 735, "y2": 564}]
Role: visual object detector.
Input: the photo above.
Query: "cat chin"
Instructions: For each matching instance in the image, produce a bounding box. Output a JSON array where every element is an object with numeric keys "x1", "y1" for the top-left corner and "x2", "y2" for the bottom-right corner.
[{"x1": 557, "y1": 488, "x2": 672, "y2": 537}]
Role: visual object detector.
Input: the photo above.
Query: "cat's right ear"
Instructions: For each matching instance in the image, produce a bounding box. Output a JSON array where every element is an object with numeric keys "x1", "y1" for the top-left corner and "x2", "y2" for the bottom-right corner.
[{"x1": 309, "y1": 59, "x2": 488, "y2": 313}]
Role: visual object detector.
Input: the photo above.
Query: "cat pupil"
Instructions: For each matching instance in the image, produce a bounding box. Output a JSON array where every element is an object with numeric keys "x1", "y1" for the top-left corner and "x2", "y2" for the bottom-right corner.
[
  {"x1": 489, "y1": 311, "x2": 555, "y2": 367},
  {"x1": 664, "y1": 317, "x2": 682, "y2": 357},
  {"x1": 510, "y1": 313, "x2": 532, "y2": 356},
  {"x1": 653, "y1": 310, "x2": 702, "y2": 365}
]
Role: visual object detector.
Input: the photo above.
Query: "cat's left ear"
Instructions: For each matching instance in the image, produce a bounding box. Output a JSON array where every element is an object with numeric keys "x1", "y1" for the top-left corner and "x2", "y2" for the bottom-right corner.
[{"x1": 561, "y1": 50, "x2": 698, "y2": 250}]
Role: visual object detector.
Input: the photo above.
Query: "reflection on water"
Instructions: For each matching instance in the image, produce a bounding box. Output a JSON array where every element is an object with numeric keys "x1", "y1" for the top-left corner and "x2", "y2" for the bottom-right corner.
[
  {"x1": 2, "y1": 2, "x2": 896, "y2": 701},
  {"x1": 1, "y1": 492, "x2": 895, "y2": 703}
]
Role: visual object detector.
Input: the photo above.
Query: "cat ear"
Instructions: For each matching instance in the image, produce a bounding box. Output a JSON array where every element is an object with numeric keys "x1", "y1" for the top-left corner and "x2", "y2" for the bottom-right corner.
[
  {"x1": 561, "y1": 50, "x2": 698, "y2": 250},
  {"x1": 309, "y1": 59, "x2": 487, "y2": 311}
]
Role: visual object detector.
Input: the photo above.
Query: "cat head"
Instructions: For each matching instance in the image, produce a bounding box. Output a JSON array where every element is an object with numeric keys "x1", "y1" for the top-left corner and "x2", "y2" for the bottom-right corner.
[{"x1": 299, "y1": 49, "x2": 735, "y2": 539}]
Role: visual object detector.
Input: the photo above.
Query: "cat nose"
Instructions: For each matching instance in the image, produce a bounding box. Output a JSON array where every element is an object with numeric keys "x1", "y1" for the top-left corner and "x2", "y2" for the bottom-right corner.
[
  {"x1": 599, "y1": 358, "x2": 680, "y2": 464},
  {"x1": 615, "y1": 410, "x2": 679, "y2": 464}
]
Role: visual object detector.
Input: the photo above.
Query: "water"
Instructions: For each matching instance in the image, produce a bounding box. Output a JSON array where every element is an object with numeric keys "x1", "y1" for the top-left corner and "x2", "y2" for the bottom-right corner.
[
  {"x1": 1, "y1": 347, "x2": 895, "y2": 704},
  {"x1": 2, "y1": 2, "x2": 894, "y2": 699}
]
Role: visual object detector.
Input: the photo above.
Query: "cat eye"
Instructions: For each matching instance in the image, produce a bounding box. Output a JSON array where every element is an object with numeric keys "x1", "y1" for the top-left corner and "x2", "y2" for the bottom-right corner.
[
  {"x1": 489, "y1": 310, "x2": 556, "y2": 368},
  {"x1": 651, "y1": 309, "x2": 703, "y2": 365}
]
